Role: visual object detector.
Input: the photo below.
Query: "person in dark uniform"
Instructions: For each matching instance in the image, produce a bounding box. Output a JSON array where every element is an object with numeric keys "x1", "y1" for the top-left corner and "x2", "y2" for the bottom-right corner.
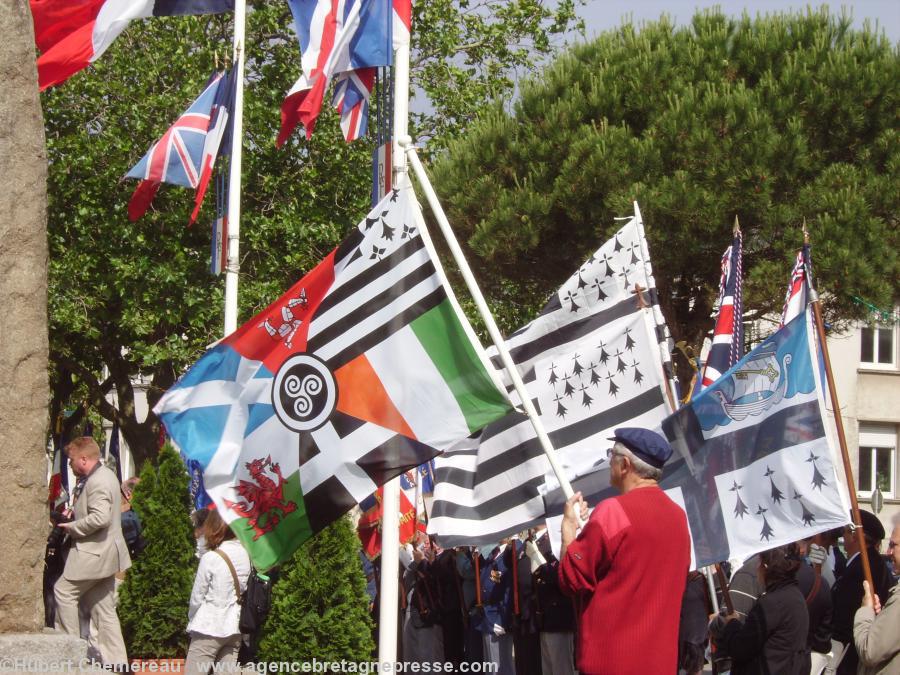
[
  {"x1": 474, "y1": 540, "x2": 515, "y2": 675},
  {"x1": 456, "y1": 547, "x2": 484, "y2": 664},
  {"x1": 431, "y1": 547, "x2": 467, "y2": 667},
  {"x1": 507, "y1": 537, "x2": 541, "y2": 675},
  {"x1": 832, "y1": 510, "x2": 895, "y2": 675},
  {"x1": 527, "y1": 525, "x2": 575, "y2": 675}
]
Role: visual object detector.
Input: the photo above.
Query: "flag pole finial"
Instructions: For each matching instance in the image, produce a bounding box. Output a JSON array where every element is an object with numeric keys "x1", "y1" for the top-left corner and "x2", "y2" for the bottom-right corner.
[
  {"x1": 802, "y1": 218, "x2": 810, "y2": 244},
  {"x1": 733, "y1": 215, "x2": 740, "y2": 235}
]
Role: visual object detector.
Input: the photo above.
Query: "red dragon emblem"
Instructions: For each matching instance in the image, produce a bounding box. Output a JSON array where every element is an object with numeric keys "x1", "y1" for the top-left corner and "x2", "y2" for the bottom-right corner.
[{"x1": 223, "y1": 456, "x2": 297, "y2": 540}]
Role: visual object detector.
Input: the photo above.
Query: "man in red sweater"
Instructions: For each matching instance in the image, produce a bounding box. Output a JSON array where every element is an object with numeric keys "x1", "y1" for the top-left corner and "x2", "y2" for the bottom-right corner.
[{"x1": 559, "y1": 427, "x2": 690, "y2": 675}]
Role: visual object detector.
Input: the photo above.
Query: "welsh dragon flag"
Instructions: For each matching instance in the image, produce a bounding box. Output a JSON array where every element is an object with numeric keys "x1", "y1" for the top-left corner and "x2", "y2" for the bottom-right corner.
[{"x1": 154, "y1": 187, "x2": 511, "y2": 570}]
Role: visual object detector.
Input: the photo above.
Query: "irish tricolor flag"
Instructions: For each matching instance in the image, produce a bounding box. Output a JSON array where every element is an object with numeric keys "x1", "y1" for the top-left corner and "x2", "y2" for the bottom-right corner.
[{"x1": 155, "y1": 187, "x2": 511, "y2": 570}]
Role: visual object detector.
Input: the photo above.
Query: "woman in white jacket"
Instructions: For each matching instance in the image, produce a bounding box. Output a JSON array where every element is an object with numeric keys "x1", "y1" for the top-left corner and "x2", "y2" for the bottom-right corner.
[{"x1": 185, "y1": 509, "x2": 251, "y2": 675}]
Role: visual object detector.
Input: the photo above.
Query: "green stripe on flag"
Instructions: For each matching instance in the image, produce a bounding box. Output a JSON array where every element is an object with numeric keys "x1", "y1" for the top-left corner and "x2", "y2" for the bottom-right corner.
[
  {"x1": 227, "y1": 470, "x2": 312, "y2": 572},
  {"x1": 410, "y1": 300, "x2": 512, "y2": 433}
]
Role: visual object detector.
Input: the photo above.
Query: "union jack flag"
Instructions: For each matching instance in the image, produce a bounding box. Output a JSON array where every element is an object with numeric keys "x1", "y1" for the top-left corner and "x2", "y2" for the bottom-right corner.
[
  {"x1": 332, "y1": 67, "x2": 375, "y2": 141},
  {"x1": 700, "y1": 227, "x2": 744, "y2": 389},
  {"x1": 126, "y1": 72, "x2": 225, "y2": 221},
  {"x1": 780, "y1": 244, "x2": 811, "y2": 326}
]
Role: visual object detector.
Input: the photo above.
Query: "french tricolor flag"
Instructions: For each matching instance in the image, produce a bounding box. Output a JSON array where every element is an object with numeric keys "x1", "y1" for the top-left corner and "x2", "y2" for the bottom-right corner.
[
  {"x1": 30, "y1": 0, "x2": 234, "y2": 91},
  {"x1": 277, "y1": 0, "x2": 408, "y2": 146}
]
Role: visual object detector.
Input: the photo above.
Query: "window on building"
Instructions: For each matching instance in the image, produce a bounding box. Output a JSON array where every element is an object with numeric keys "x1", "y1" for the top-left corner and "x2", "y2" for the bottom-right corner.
[
  {"x1": 860, "y1": 325, "x2": 895, "y2": 366},
  {"x1": 858, "y1": 424, "x2": 897, "y2": 499}
]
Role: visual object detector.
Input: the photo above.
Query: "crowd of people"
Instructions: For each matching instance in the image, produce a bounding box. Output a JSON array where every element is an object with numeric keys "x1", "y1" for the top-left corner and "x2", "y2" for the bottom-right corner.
[
  {"x1": 388, "y1": 429, "x2": 900, "y2": 675},
  {"x1": 45, "y1": 432, "x2": 900, "y2": 675}
]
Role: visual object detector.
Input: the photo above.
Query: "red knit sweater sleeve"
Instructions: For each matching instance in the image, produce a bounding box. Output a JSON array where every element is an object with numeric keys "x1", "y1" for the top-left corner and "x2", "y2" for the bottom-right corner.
[{"x1": 558, "y1": 498, "x2": 628, "y2": 596}]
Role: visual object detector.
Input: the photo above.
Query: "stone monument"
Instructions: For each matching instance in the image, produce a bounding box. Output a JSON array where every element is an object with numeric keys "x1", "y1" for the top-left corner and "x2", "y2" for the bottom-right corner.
[{"x1": 0, "y1": 0, "x2": 51, "y2": 632}]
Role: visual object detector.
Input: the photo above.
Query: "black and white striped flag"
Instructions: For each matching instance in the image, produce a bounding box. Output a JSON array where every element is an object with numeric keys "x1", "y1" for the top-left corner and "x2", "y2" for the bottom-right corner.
[{"x1": 428, "y1": 205, "x2": 677, "y2": 546}]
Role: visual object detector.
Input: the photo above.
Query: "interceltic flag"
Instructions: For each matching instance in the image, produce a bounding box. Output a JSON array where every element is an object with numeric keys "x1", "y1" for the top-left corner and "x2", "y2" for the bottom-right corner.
[{"x1": 155, "y1": 187, "x2": 511, "y2": 570}]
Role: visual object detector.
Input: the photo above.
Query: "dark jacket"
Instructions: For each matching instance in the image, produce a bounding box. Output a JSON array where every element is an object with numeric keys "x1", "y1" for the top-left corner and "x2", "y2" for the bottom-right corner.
[
  {"x1": 720, "y1": 579, "x2": 809, "y2": 675},
  {"x1": 831, "y1": 548, "x2": 896, "y2": 675},
  {"x1": 797, "y1": 562, "x2": 833, "y2": 654},
  {"x1": 532, "y1": 533, "x2": 574, "y2": 633}
]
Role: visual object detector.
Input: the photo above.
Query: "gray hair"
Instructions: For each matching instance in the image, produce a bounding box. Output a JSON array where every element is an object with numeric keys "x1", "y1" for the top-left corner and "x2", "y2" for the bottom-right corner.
[{"x1": 613, "y1": 442, "x2": 662, "y2": 481}]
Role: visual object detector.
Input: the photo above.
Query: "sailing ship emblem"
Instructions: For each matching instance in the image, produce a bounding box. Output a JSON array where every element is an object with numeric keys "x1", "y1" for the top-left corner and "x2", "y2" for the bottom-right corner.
[{"x1": 714, "y1": 346, "x2": 792, "y2": 421}]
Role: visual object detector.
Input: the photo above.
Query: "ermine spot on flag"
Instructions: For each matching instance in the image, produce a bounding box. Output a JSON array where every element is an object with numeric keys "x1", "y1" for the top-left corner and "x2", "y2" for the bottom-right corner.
[{"x1": 155, "y1": 187, "x2": 510, "y2": 570}]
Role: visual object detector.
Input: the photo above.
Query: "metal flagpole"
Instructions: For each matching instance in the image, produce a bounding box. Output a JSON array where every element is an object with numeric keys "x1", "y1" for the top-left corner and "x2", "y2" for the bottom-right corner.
[
  {"x1": 376, "y1": 16, "x2": 413, "y2": 668},
  {"x1": 403, "y1": 142, "x2": 575, "y2": 500},
  {"x1": 223, "y1": 0, "x2": 246, "y2": 335}
]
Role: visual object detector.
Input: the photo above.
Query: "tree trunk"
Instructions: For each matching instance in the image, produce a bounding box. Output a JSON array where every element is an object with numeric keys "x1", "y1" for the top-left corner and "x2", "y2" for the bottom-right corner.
[{"x1": 0, "y1": 0, "x2": 50, "y2": 631}]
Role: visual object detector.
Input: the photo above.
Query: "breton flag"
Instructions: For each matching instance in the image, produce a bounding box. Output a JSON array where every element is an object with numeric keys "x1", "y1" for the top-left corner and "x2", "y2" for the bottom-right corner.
[
  {"x1": 278, "y1": 0, "x2": 407, "y2": 145},
  {"x1": 428, "y1": 207, "x2": 676, "y2": 547},
  {"x1": 700, "y1": 227, "x2": 744, "y2": 388},
  {"x1": 126, "y1": 72, "x2": 225, "y2": 221},
  {"x1": 154, "y1": 187, "x2": 511, "y2": 570},
  {"x1": 31, "y1": 0, "x2": 234, "y2": 91},
  {"x1": 546, "y1": 311, "x2": 850, "y2": 566},
  {"x1": 780, "y1": 244, "x2": 811, "y2": 327}
]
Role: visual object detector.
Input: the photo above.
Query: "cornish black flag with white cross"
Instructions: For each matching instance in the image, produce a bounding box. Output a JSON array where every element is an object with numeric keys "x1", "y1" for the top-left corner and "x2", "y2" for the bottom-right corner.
[
  {"x1": 154, "y1": 187, "x2": 511, "y2": 570},
  {"x1": 546, "y1": 311, "x2": 850, "y2": 567},
  {"x1": 427, "y1": 206, "x2": 676, "y2": 547}
]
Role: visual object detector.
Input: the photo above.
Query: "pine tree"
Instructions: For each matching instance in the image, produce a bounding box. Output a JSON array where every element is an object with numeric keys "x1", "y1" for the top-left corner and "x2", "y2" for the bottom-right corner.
[
  {"x1": 256, "y1": 516, "x2": 374, "y2": 663},
  {"x1": 432, "y1": 9, "x2": 900, "y2": 384},
  {"x1": 117, "y1": 445, "x2": 197, "y2": 658}
]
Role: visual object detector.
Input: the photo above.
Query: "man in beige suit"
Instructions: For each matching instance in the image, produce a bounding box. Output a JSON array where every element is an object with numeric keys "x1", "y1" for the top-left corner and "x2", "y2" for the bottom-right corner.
[{"x1": 55, "y1": 437, "x2": 131, "y2": 668}]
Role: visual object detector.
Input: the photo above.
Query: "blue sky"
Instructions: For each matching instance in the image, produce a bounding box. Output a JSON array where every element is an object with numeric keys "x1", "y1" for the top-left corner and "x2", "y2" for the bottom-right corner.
[{"x1": 575, "y1": 1, "x2": 900, "y2": 43}]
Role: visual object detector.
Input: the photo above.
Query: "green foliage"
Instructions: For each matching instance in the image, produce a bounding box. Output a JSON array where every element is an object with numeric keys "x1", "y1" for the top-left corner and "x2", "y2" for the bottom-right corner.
[
  {"x1": 410, "y1": 0, "x2": 583, "y2": 149},
  {"x1": 42, "y1": 1, "x2": 581, "y2": 467},
  {"x1": 117, "y1": 445, "x2": 197, "y2": 658},
  {"x1": 256, "y1": 517, "x2": 374, "y2": 663},
  {"x1": 431, "y1": 8, "x2": 900, "y2": 363}
]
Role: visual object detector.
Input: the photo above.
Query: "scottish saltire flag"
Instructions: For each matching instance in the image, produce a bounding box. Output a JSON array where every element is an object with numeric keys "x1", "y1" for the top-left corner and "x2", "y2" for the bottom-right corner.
[
  {"x1": 126, "y1": 71, "x2": 225, "y2": 221},
  {"x1": 31, "y1": 0, "x2": 234, "y2": 90},
  {"x1": 546, "y1": 311, "x2": 850, "y2": 566},
  {"x1": 190, "y1": 68, "x2": 236, "y2": 225},
  {"x1": 781, "y1": 244, "x2": 811, "y2": 326},
  {"x1": 428, "y1": 208, "x2": 676, "y2": 547},
  {"x1": 700, "y1": 229, "x2": 744, "y2": 389},
  {"x1": 154, "y1": 187, "x2": 511, "y2": 570},
  {"x1": 332, "y1": 68, "x2": 375, "y2": 141},
  {"x1": 278, "y1": 0, "x2": 404, "y2": 145}
]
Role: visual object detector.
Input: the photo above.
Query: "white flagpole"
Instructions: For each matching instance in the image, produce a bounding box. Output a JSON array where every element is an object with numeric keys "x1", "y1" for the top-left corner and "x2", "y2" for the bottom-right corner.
[
  {"x1": 403, "y1": 142, "x2": 575, "y2": 500},
  {"x1": 223, "y1": 0, "x2": 246, "y2": 335},
  {"x1": 376, "y1": 17, "x2": 413, "y2": 668}
]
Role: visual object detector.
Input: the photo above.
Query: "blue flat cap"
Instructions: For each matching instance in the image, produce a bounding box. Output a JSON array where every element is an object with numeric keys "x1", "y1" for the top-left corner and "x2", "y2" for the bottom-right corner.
[{"x1": 610, "y1": 427, "x2": 673, "y2": 469}]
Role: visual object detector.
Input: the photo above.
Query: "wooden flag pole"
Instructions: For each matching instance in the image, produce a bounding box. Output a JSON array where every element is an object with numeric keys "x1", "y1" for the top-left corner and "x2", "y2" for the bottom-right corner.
[
  {"x1": 222, "y1": 0, "x2": 246, "y2": 335},
  {"x1": 403, "y1": 142, "x2": 575, "y2": 501},
  {"x1": 803, "y1": 226, "x2": 875, "y2": 591}
]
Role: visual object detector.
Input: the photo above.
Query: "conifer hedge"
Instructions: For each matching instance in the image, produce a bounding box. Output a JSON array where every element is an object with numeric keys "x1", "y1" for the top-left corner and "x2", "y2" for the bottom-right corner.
[
  {"x1": 117, "y1": 445, "x2": 197, "y2": 658},
  {"x1": 257, "y1": 516, "x2": 374, "y2": 663}
]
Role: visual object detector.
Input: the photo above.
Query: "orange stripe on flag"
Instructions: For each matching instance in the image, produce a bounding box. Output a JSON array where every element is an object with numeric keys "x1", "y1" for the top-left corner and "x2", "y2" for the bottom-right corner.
[{"x1": 334, "y1": 354, "x2": 416, "y2": 439}]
